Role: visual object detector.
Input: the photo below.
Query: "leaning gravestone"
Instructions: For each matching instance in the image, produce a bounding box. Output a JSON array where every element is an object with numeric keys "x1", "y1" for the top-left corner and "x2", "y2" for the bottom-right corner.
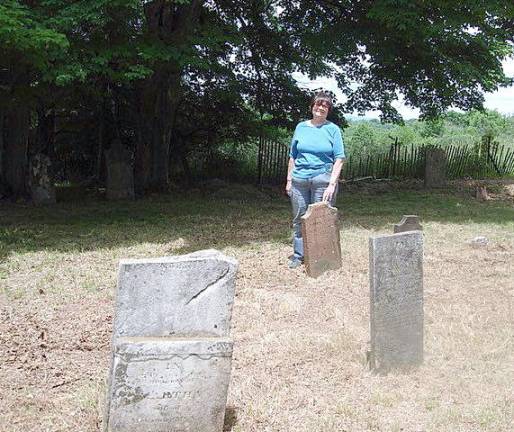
[
  {"x1": 424, "y1": 148, "x2": 446, "y2": 188},
  {"x1": 369, "y1": 231, "x2": 423, "y2": 374},
  {"x1": 104, "y1": 250, "x2": 238, "y2": 432},
  {"x1": 393, "y1": 215, "x2": 423, "y2": 233},
  {"x1": 301, "y1": 202, "x2": 342, "y2": 278}
]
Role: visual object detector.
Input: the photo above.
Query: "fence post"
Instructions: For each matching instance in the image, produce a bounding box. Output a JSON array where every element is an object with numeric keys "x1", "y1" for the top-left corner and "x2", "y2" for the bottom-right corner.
[{"x1": 257, "y1": 136, "x2": 263, "y2": 186}]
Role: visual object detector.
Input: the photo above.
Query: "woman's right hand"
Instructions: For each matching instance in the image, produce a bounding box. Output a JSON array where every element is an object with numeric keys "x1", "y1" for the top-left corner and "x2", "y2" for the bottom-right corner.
[{"x1": 285, "y1": 179, "x2": 292, "y2": 196}]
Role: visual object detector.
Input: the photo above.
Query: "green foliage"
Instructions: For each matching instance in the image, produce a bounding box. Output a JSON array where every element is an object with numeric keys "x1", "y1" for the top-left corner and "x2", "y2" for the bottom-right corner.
[
  {"x1": 2, "y1": 1, "x2": 512, "y2": 114},
  {"x1": 0, "y1": 1, "x2": 69, "y2": 78},
  {"x1": 1, "y1": 0, "x2": 513, "y2": 198},
  {"x1": 421, "y1": 119, "x2": 445, "y2": 138},
  {"x1": 467, "y1": 110, "x2": 507, "y2": 139},
  {"x1": 346, "y1": 122, "x2": 380, "y2": 155},
  {"x1": 345, "y1": 110, "x2": 514, "y2": 156}
]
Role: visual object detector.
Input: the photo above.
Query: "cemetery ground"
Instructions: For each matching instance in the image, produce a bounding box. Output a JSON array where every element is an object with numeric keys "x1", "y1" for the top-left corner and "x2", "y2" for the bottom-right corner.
[{"x1": 1, "y1": 179, "x2": 513, "y2": 432}]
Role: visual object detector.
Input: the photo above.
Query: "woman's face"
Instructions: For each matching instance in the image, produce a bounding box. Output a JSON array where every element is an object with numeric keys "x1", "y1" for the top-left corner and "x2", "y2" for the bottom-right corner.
[{"x1": 311, "y1": 98, "x2": 331, "y2": 121}]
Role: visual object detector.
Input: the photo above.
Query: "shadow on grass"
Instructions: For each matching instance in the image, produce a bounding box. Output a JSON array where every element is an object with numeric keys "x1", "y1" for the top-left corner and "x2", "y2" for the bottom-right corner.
[
  {"x1": 0, "y1": 186, "x2": 292, "y2": 261},
  {"x1": 339, "y1": 189, "x2": 514, "y2": 229},
  {"x1": 0, "y1": 184, "x2": 512, "y2": 260}
]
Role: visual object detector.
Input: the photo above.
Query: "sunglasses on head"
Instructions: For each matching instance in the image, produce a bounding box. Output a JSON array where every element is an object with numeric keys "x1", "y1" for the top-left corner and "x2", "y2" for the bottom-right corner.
[{"x1": 314, "y1": 99, "x2": 331, "y2": 109}]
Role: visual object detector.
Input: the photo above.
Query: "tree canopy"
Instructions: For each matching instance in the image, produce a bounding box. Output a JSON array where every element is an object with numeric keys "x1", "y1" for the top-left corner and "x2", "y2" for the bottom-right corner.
[{"x1": 1, "y1": 0, "x2": 513, "y2": 199}]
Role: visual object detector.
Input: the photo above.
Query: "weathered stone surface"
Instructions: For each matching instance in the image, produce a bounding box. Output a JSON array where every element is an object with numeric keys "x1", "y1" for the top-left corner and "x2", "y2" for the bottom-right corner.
[
  {"x1": 476, "y1": 185, "x2": 489, "y2": 201},
  {"x1": 424, "y1": 148, "x2": 446, "y2": 188},
  {"x1": 113, "y1": 250, "x2": 238, "y2": 339},
  {"x1": 106, "y1": 338, "x2": 233, "y2": 432},
  {"x1": 105, "y1": 138, "x2": 134, "y2": 200},
  {"x1": 301, "y1": 202, "x2": 342, "y2": 278},
  {"x1": 369, "y1": 231, "x2": 423, "y2": 373},
  {"x1": 28, "y1": 153, "x2": 56, "y2": 205},
  {"x1": 105, "y1": 250, "x2": 238, "y2": 432},
  {"x1": 470, "y1": 236, "x2": 489, "y2": 248},
  {"x1": 393, "y1": 215, "x2": 423, "y2": 233}
]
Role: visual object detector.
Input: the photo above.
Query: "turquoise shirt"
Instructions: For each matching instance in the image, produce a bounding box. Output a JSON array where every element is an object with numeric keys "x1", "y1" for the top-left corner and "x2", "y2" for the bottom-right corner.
[{"x1": 289, "y1": 121, "x2": 346, "y2": 179}]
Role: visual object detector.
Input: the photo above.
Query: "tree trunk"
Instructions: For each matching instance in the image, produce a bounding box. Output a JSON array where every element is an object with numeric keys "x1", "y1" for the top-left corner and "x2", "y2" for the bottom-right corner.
[
  {"x1": 2, "y1": 105, "x2": 31, "y2": 199},
  {"x1": 150, "y1": 78, "x2": 172, "y2": 191},
  {"x1": 0, "y1": 107, "x2": 7, "y2": 199},
  {"x1": 137, "y1": 70, "x2": 180, "y2": 194},
  {"x1": 35, "y1": 108, "x2": 55, "y2": 156},
  {"x1": 96, "y1": 110, "x2": 104, "y2": 184},
  {"x1": 0, "y1": 106, "x2": 4, "y2": 186},
  {"x1": 134, "y1": 130, "x2": 151, "y2": 195},
  {"x1": 134, "y1": 0, "x2": 203, "y2": 194},
  {"x1": 134, "y1": 87, "x2": 153, "y2": 195},
  {"x1": 95, "y1": 98, "x2": 110, "y2": 185}
]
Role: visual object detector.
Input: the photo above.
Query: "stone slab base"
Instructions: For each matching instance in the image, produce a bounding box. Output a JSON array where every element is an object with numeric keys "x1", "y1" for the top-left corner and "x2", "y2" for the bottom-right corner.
[{"x1": 105, "y1": 337, "x2": 233, "y2": 432}]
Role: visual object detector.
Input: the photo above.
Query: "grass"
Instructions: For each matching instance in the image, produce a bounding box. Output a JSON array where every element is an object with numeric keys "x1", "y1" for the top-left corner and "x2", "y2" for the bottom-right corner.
[
  {"x1": 1, "y1": 181, "x2": 512, "y2": 262},
  {"x1": 0, "y1": 180, "x2": 513, "y2": 431}
]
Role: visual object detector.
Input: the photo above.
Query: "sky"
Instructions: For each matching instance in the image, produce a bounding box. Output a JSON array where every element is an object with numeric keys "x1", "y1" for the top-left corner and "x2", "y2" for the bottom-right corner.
[{"x1": 293, "y1": 58, "x2": 514, "y2": 119}]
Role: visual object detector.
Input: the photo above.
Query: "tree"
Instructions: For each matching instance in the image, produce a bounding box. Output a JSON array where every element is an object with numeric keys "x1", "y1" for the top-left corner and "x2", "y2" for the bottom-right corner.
[
  {"x1": 281, "y1": 0, "x2": 513, "y2": 120},
  {"x1": 467, "y1": 109, "x2": 507, "y2": 140},
  {"x1": 0, "y1": 1, "x2": 69, "y2": 197},
  {"x1": 346, "y1": 122, "x2": 378, "y2": 155},
  {"x1": 421, "y1": 118, "x2": 445, "y2": 138},
  {"x1": 1, "y1": 0, "x2": 513, "y2": 199}
]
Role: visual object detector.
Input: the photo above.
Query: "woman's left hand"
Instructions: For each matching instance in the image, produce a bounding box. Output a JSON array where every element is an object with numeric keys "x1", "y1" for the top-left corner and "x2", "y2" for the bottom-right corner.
[{"x1": 322, "y1": 183, "x2": 336, "y2": 203}]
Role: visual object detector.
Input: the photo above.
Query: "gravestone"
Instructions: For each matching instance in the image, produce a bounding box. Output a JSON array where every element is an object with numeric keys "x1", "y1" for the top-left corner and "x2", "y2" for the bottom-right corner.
[
  {"x1": 369, "y1": 231, "x2": 423, "y2": 374},
  {"x1": 105, "y1": 138, "x2": 135, "y2": 200},
  {"x1": 28, "y1": 153, "x2": 56, "y2": 205},
  {"x1": 104, "y1": 250, "x2": 238, "y2": 432},
  {"x1": 505, "y1": 184, "x2": 514, "y2": 197},
  {"x1": 301, "y1": 202, "x2": 341, "y2": 278},
  {"x1": 476, "y1": 185, "x2": 489, "y2": 201},
  {"x1": 393, "y1": 215, "x2": 423, "y2": 233},
  {"x1": 424, "y1": 148, "x2": 446, "y2": 188}
]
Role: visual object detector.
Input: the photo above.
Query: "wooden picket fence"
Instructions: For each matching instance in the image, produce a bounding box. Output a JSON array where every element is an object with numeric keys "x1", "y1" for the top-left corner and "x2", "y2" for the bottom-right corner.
[
  {"x1": 257, "y1": 137, "x2": 514, "y2": 186},
  {"x1": 257, "y1": 137, "x2": 290, "y2": 186}
]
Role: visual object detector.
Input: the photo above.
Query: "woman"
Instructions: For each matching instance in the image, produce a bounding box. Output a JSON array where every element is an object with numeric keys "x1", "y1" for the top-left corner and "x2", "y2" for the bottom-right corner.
[{"x1": 285, "y1": 90, "x2": 346, "y2": 269}]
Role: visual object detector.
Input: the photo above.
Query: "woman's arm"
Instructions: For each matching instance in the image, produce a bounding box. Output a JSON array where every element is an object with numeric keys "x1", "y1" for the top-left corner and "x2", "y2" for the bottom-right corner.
[
  {"x1": 285, "y1": 157, "x2": 295, "y2": 195},
  {"x1": 329, "y1": 158, "x2": 344, "y2": 185},
  {"x1": 322, "y1": 158, "x2": 345, "y2": 202}
]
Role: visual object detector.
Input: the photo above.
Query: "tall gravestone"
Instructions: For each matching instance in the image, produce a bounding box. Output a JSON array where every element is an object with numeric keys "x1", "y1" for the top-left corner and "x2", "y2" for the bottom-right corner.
[
  {"x1": 301, "y1": 202, "x2": 342, "y2": 278},
  {"x1": 369, "y1": 231, "x2": 423, "y2": 374},
  {"x1": 104, "y1": 250, "x2": 238, "y2": 432},
  {"x1": 424, "y1": 148, "x2": 446, "y2": 188},
  {"x1": 105, "y1": 138, "x2": 135, "y2": 200}
]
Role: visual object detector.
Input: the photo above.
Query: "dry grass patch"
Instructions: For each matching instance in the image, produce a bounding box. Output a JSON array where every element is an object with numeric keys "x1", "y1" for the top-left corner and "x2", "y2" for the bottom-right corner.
[{"x1": 1, "y1": 181, "x2": 513, "y2": 431}]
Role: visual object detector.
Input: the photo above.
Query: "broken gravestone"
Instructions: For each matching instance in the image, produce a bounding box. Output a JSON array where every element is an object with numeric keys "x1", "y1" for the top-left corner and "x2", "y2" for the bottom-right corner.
[
  {"x1": 105, "y1": 138, "x2": 135, "y2": 200},
  {"x1": 104, "y1": 250, "x2": 238, "y2": 432},
  {"x1": 424, "y1": 148, "x2": 446, "y2": 188},
  {"x1": 369, "y1": 231, "x2": 423, "y2": 374},
  {"x1": 301, "y1": 202, "x2": 342, "y2": 278},
  {"x1": 393, "y1": 215, "x2": 423, "y2": 233}
]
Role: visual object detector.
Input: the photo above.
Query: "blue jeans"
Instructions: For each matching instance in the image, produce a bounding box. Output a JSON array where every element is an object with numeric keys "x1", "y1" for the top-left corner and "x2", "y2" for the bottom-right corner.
[{"x1": 289, "y1": 172, "x2": 338, "y2": 260}]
